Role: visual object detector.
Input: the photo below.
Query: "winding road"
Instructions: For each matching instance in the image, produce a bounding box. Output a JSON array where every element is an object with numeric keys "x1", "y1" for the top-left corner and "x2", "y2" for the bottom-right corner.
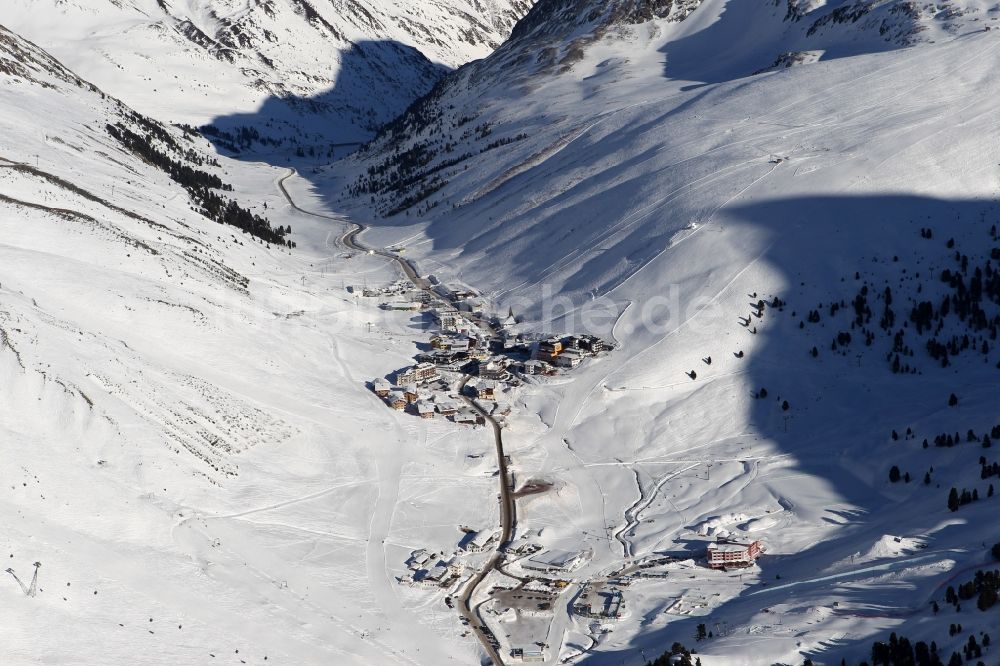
[{"x1": 276, "y1": 168, "x2": 515, "y2": 666}]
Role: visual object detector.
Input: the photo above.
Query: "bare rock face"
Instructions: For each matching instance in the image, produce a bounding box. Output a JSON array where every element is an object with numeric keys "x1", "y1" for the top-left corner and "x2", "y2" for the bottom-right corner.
[{"x1": 510, "y1": 0, "x2": 699, "y2": 42}]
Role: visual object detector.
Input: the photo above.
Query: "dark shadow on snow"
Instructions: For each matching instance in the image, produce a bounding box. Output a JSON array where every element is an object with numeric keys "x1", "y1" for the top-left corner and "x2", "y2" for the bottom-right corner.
[
  {"x1": 197, "y1": 32, "x2": 1000, "y2": 665},
  {"x1": 576, "y1": 194, "x2": 1000, "y2": 665},
  {"x1": 658, "y1": 1, "x2": 923, "y2": 87},
  {"x1": 202, "y1": 40, "x2": 447, "y2": 166}
]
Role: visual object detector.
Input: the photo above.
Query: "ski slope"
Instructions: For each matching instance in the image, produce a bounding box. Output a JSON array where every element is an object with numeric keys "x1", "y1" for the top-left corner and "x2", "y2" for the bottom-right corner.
[
  {"x1": 5, "y1": 1, "x2": 1000, "y2": 665},
  {"x1": 314, "y1": 2, "x2": 1000, "y2": 663}
]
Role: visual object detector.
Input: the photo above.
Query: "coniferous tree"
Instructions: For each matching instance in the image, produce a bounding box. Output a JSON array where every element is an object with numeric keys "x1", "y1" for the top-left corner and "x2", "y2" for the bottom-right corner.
[{"x1": 948, "y1": 488, "x2": 960, "y2": 512}]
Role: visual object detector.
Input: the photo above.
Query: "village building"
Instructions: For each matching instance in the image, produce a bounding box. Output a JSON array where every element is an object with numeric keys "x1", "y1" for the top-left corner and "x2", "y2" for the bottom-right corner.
[
  {"x1": 456, "y1": 298, "x2": 486, "y2": 314},
  {"x1": 380, "y1": 301, "x2": 423, "y2": 311},
  {"x1": 388, "y1": 392, "x2": 407, "y2": 410},
  {"x1": 373, "y1": 378, "x2": 392, "y2": 397},
  {"x1": 459, "y1": 531, "x2": 488, "y2": 553},
  {"x1": 454, "y1": 412, "x2": 478, "y2": 426},
  {"x1": 475, "y1": 380, "x2": 497, "y2": 401},
  {"x1": 512, "y1": 647, "x2": 544, "y2": 663},
  {"x1": 421, "y1": 561, "x2": 450, "y2": 584},
  {"x1": 522, "y1": 549, "x2": 587, "y2": 573},
  {"x1": 435, "y1": 400, "x2": 459, "y2": 417},
  {"x1": 575, "y1": 587, "x2": 625, "y2": 621},
  {"x1": 706, "y1": 538, "x2": 763, "y2": 569},
  {"x1": 470, "y1": 348, "x2": 492, "y2": 362},
  {"x1": 477, "y1": 358, "x2": 509, "y2": 380},
  {"x1": 432, "y1": 306, "x2": 462, "y2": 332},
  {"x1": 429, "y1": 336, "x2": 472, "y2": 352},
  {"x1": 417, "y1": 401, "x2": 436, "y2": 419},
  {"x1": 578, "y1": 334, "x2": 606, "y2": 353},
  {"x1": 409, "y1": 549, "x2": 431, "y2": 567},
  {"x1": 497, "y1": 307, "x2": 518, "y2": 331},
  {"x1": 537, "y1": 337, "x2": 563, "y2": 362},
  {"x1": 396, "y1": 362, "x2": 439, "y2": 386},
  {"x1": 417, "y1": 349, "x2": 468, "y2": 366},
  {"x1": 404, "y1": 384, "x2": 420, "y2": 403},
  {"x1": 553, "y1": 348, "x2": 586, "y2": 368},
  {"x1": 520, "y1": 360, "x2": 549, "y2": 375}
]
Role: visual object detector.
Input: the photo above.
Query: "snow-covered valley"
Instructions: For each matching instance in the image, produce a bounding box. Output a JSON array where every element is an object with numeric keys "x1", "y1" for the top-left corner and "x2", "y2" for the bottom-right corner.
[{"x1": 4, "y1": 1, "x2": 1000, "y2": 665}]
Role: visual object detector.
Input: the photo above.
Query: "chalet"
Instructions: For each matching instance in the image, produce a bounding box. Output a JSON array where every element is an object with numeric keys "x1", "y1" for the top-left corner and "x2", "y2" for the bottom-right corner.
[
  {"x1": 373, "y1": 378, "x2": 392, "y2": 397},
  {"x1": 469, "y1": 348, "x2": 492, "y2": 362},
  {"x1": 435, "y1": 400, "x2": 459, "y2": 417},
  {"x1": 417, "y1": 349, "x2": 468, "y2": 366},
  {"x1": 450, "y1": 289, "x2": 478, "y2": 301},
  {"x1": 422, "y1": 561, "x2": 452, "y2": 584},
  {"x1": 408, "y1": 549, "x2": 431, "y2": 568},
  {"x1": 554, "y1": 348, "x2": 586, "y2": 368},
  {"x1": 475, "y1": 380, "x2": 497, "y2": 401},
  {"x1": 430, "y1": 336, "x2": 471, "y2": 352},
  {"x1": 521, "y1": 360, "x2": 547, "y2": 375},
  {"x1": 396, "y1": 362, "x2": 439, "y2": 386},
  {"x1": 417, "y1": 402, "x2": 436, "y2": 419},
  {"x1": 404, "y1": 384, "x2": 420, "y2": 404},
  {"x1": 478, "y1": 359, "x2": 508, "y2": 380},
  {"x1": 706, "y1": 538, "x2": 763, "y2": 570},
  {"x1": 454, "y1": 413, "x2": 478, "y2": 426},
  {"x1": 459, "y1": 531, "x2": 488, "y2": 553},
  {"x1": 388, "y1": 392, "x2": 407, "y2": 410}
]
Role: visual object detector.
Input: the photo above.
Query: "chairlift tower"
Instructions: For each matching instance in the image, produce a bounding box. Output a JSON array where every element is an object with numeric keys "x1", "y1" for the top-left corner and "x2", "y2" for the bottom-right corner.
[{"x1": 28, "y1": 562, "x2": 40, "y2": 597}]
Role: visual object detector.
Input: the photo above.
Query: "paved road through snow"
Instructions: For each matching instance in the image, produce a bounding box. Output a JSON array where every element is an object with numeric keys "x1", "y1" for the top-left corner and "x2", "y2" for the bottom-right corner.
[{"x1": 277, "y1": 167, "x2": 515, "y2": 665}]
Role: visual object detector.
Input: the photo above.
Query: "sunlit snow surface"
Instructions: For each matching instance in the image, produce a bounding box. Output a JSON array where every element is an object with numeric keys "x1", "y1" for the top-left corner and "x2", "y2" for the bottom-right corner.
[{"x1": 3, "y1": 1, "x2": 1000, "y2": 664}]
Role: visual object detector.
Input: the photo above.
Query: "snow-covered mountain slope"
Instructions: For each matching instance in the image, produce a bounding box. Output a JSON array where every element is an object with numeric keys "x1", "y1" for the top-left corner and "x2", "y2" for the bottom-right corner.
[
  {"x1": 0, "y1": 23, "x2": 504, "y2": 665},
  {"x1": 278, "y1": 1, "x2": 1000, "y2": 663},
  {"x1": 4, "y1": 0, "x2": 533, "y2": 148},
  {"x1": 347, "y1": 0, "x2": 998, "y2": 216}
]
